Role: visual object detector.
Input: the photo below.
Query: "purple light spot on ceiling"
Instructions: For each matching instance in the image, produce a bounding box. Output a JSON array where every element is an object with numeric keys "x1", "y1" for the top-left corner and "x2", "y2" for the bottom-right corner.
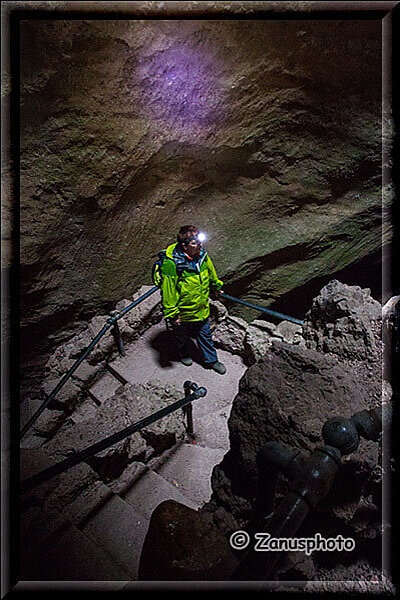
[{"x1": 137, "y1": 45, "x2": 224, "y2": 129}]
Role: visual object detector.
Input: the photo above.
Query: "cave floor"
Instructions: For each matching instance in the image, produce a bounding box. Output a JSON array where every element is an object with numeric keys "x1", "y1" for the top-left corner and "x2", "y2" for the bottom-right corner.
[{"x1": 100, "y1": 320, "x2": 248, "y2": 449}]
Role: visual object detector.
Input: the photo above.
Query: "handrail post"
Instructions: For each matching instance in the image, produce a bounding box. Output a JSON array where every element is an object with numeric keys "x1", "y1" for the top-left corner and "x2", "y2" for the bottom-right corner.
[
  {"x1": 109, "y1": 311, "x2": 125, "y2": 356},
  {"x1": 185, "y1": 403, "x2": 194, "y2": 438},
  {"x1": 183, "y1": 381, "x2": 198, "y2": 438}
]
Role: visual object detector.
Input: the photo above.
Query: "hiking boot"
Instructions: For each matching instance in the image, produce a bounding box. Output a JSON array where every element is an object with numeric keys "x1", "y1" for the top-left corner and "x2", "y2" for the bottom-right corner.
[
  {"x1": 205, "y1": 361, "x2": 226, "y2": 375},
  {"x1": 180, "y1": 357, "x2": 193, "y2": 366}
]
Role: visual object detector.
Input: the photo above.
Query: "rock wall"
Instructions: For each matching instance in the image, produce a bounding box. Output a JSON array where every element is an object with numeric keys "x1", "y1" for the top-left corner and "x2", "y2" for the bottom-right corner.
[
  {"x1": 201, "y1": 281, "x2": 391, "y2": 582},
  {"x1": 15, "y1": 17, "x2": 388, "y2": 365}
]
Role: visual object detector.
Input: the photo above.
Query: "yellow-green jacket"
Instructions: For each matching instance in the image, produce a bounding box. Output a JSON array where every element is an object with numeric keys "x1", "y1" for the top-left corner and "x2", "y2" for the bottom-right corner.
[{"x1": 157, "y1": 243, "x2": 223, "y2": 321}]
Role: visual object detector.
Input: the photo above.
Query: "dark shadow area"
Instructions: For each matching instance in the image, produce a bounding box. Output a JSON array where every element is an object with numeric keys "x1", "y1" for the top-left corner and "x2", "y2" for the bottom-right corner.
[
  {"x1": 149, "y1": 329, "x2": 178, "y2": 368},
  {"x1": 149, "y1": 329, "x2": 203, "y2": 368}
]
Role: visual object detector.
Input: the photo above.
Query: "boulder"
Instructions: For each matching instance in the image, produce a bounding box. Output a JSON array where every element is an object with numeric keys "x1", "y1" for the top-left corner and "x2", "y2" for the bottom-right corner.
[
  {"x1": 206, "y1": 342, "x2": 382, "y2": 520},
  {"x1": 33, "y1": 408, "x2": 66, "y2": 439},
  {"x1": 209, "y1": 298, "x2": 229, "y2": 329},
  {"x1": 302, "y1": 280, "x2": 382, "y2": 363},
  {"x1": 212, "y1": 315, "x2": 249, "y2": 355},
  {"x1": 44, "y1": 330, "x2": 94, "y2": 378},
  {"x1": 68, "y1": 397, "x2": 99, "y2": 424},
  {"x1": 250, "y1": 319, "x2": 278, "y2": 336},
  {"x1": 201, "y1": 280, "x2": 387, "y2": 580},
  {"x1": 21, "y1": 397, "x2": 65, "y2": 440},
  {"x1": 243, "y1": 323, "x2": 274, "y2": 365},
  {"x1": 275, "y1": 320, "x2": 304, "y2": 344},
  {"x1": 244, "y1": 318, "x2": 304, "y2": 364},
  {"x1": 139, "y1": 500, "x2": 238, "y2": 581},
  {"x1": 41, "y1": 377, "x2": 81, "y2": 412},
  {"x1": 125, "y1": 380, "x2": 187, "y2": 455}
]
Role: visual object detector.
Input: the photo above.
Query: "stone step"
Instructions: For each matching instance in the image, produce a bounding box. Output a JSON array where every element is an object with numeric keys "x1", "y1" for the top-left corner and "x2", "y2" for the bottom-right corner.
[
  {"x1": 88, "y1": 369, "x2": 124, "y2": 404},
  {"x1": 121, "y1": 467, "x2": 198, "y2": 519},
  {"x1": 20, "y1": 504, "x2": 129, "y2": 581},
  {"x1": 19, "y1": 318, "x2": 246, "y2": 583},
  {"x1": 81, "y1": 493, "x2": 149, "y2": 580},
  {"x1": 62, "y1": 479, "x2": 115, "y2": 526},
  {"x1": 69, "y1": 396, "x2": 99, "y2": 423},
  {"x1": 153, "y1": 443, "x2": 226, "y2": 507}
]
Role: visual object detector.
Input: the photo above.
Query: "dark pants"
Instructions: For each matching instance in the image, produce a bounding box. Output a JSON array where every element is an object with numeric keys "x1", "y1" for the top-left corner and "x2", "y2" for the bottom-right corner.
[{"x1": 173, "y1": 318, "x2": 218, "y2": 365}]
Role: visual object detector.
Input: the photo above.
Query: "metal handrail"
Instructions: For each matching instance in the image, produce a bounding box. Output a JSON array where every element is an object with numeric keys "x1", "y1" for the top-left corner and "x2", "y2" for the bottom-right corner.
[
  {"x1": 220, "y1": 293, "x2": 303, "y2": 326},
  {"x1": 20, "y1": 381, "x2": 207, "y2": 494},
  {"x1": 19, "y1": 286, "x2": 160, "y2": 440},
  {"x1": 20, "y1": 286, "x2": 301, "y2": 441}
]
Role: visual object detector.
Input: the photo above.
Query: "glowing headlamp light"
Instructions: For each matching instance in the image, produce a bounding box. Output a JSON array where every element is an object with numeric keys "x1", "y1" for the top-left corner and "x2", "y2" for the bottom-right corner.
[{"x1": 183, "y1": 232, "x2": 206, "y2": 246}]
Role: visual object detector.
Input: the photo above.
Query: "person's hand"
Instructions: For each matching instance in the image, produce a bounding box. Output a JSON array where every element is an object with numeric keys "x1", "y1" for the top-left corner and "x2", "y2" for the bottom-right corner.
[{"x1": 165, "y1": 316, "x2": 180, "y2": 331}]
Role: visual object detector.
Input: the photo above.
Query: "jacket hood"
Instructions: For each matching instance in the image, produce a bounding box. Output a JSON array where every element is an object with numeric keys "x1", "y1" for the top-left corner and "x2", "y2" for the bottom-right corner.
[{"x1": 165, "y1": 242, "x2": 207, "y2": 275}]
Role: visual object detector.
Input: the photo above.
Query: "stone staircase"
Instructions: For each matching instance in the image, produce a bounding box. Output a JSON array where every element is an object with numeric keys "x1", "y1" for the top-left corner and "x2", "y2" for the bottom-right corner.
[{"x1": 20, "y1": 319, "x2": 247, "y2": 582}]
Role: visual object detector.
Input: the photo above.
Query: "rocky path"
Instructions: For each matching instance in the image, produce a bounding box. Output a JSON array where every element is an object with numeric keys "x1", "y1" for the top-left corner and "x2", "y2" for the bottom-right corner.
[
  {"x1": 97, "y1": 320, "x2": 247, "y2": 448},
  {"x1": 84, "y1": 321, "x2": 247, "y2": 578},
  {"x1": 20, "y1": 319, "x2": 247, "y2": 582}
]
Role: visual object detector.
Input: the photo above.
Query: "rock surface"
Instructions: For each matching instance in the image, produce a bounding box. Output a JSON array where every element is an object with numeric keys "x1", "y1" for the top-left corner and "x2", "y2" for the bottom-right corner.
[
  {"x1": 213, "y1": 314, "x2": 249, "y2": 356},
  {"x1": 138, "y1": 500, "x2": 237, "y2": 581},
  {"x1": 212, "y1": 308, "x2": 305, "y2": 364},
  {"x1": 40, "y1": 380, "x2": 187, "y2": 482},
  {"x1": 201, "y1": 281, "x2": 389, "y2": 582},
  {"x1": 302, "y1": 280, "x2": 382, "y2": 362},
  {"x1": 244, "y1": 318, "x2": 304, "y2": 364}
]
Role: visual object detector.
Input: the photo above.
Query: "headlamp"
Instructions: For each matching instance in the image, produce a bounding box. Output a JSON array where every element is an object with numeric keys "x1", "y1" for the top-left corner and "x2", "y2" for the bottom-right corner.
[{"x1": 184, "y1": 232, "x2": 206, "y2": 245}]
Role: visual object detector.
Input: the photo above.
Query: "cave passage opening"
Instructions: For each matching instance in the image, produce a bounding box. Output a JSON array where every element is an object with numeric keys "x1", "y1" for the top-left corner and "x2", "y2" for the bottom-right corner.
[{"x1": 267, "y1": 246, "x2": 387, "y2": 321}]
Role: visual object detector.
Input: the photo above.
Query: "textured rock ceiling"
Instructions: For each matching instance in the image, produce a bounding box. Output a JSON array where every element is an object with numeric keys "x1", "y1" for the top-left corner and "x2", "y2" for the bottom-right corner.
[{"x1": 17, "y1": 17, "x2": 389, "y2": 357}]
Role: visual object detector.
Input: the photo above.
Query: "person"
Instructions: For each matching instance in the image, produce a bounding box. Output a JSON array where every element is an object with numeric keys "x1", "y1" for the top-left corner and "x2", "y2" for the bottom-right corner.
[{"x1": 159, "y1": 225, "x2": 226, "y2": 374}]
